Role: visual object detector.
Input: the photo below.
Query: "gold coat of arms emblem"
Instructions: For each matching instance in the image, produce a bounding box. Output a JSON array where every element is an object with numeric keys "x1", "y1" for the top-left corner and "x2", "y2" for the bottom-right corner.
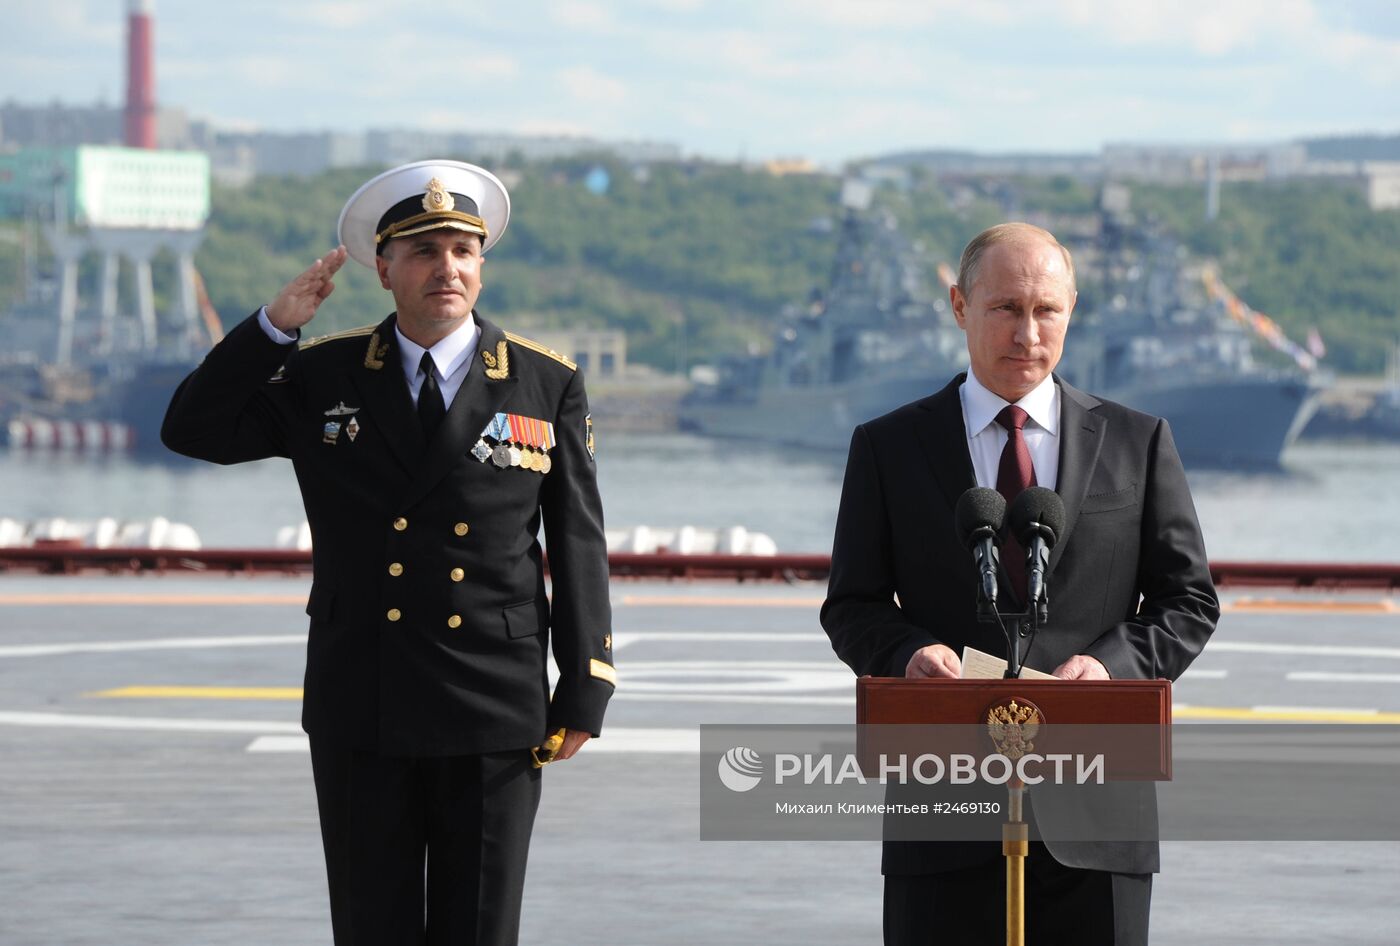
[{"x1": 986, "y1": 699, "x2": 1043, "y2": 760}]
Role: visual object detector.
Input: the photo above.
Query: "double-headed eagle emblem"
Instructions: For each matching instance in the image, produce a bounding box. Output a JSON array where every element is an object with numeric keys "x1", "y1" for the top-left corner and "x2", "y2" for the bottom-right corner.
[{"x1": 987, "y1": 699, "x2": 1042, "y2": 760}]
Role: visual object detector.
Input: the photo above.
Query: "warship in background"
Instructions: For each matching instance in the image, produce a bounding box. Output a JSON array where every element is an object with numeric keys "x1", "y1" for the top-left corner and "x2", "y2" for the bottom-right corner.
[
  {"x1": 1055, "y1": 187, "x2": 1324, "y2": 467},
  {"x1": 680, "y1": 178, "x2": 968, "y2": 449},
  {"x1": 681, "y1": 180, "x2": 1324, "y2": 468}
]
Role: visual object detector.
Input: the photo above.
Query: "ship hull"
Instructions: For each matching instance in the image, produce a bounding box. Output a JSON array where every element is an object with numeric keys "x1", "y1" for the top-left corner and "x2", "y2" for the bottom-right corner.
[
  {"x1": 116, "y1": 361, "x2": 198, "y2": 452},
  {"x1": 1, "y1": 359, "x2": 197, "y2": 454},
  {"x1": 681, "y1": 374, "x2": 1321, "y2": 469},
  {"x1": 681, "y1": 376, "x2": 941, "y2": 452},
  {"x1": 1115, "y1": 376, "x2": 1321, "y2": 469}
]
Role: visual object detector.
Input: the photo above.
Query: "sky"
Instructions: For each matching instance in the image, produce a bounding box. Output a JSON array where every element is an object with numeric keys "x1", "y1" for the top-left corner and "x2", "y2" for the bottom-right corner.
[{"x1": 4, "y1": 0, "x2": 1399, "y2": 165}]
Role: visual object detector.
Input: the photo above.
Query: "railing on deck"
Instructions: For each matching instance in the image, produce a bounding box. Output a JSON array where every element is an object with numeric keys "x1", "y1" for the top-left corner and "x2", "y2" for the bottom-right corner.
[{"x1": 0, "y1": 547, "x2": 1397, "y2": 590}]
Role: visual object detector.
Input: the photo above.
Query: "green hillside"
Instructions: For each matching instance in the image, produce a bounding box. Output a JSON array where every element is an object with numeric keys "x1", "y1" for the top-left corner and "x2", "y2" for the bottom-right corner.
[
  {"x1": 1120, "y1": 179, "x2": 1400, "y2": 374},
  {"x1": 3, "y1": 156, "x2": 1397, "y2": 375},
  {"x1": 193, "y1": 159, "x2": 842, "y2": 371}
]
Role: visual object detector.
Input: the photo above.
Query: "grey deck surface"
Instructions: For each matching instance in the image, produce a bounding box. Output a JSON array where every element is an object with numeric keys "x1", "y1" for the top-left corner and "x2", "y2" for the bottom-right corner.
[{"x1": 2, "y1": 575, "x2": 1398, "y2": 944}]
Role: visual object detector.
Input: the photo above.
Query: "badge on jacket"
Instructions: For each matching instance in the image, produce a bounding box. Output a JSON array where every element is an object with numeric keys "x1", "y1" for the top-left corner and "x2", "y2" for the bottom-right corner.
[{"x1": 323, "y1": 402, "x2": 362, "y2": 446}]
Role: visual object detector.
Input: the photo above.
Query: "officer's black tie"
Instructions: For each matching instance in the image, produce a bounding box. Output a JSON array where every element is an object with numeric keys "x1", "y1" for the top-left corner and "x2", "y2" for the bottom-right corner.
[{"x1": 417, "y1": 352, "x2": 446, "y2": 441}]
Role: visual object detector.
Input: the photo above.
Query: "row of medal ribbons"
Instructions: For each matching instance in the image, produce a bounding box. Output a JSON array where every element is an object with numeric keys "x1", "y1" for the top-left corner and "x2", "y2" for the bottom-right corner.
[{"x1": 472, "y1": 412, "x2": 556, "y2": 474}]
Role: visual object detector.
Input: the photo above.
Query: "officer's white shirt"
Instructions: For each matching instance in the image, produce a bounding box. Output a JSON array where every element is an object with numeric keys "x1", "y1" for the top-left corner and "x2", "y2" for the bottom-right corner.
[
  {"x1": 959, "y1": 367, "x2": 1060, "y2": 491},
  {"x1": 258, "y1": 306, "x2": 481, "y2": 410}
]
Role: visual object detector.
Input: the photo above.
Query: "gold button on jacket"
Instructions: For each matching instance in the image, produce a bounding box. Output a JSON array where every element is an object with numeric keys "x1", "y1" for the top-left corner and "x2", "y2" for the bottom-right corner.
[{"x1": 160, "y1": 312, "x2": 615, "y2": 756}]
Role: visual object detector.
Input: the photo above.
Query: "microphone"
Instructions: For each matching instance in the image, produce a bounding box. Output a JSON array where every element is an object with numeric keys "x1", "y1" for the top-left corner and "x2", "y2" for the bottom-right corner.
[
  {"x1": 954, "y1": 488, "x2": 1007, "y2": 614},
  {"x1": 1007, "y1": 487, "x2": 1066, "y2": 623}
]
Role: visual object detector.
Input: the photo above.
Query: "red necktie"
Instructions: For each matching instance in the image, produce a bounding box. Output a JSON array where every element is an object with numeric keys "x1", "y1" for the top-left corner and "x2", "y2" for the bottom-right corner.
[{"x1": 995, "y1": 405, "x2": 1037, "y2": 601}]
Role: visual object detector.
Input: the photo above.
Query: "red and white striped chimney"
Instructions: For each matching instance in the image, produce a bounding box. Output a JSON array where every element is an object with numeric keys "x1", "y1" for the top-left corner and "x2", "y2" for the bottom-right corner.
[{"x1": 123, "y1": 0, "x2": 156, "y2": 149}]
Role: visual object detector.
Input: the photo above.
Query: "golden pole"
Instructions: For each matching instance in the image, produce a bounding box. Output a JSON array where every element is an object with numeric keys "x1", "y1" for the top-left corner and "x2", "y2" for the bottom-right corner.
[{"x1": 1004, "y1": 782, "x2": 1027, "y2": 946}]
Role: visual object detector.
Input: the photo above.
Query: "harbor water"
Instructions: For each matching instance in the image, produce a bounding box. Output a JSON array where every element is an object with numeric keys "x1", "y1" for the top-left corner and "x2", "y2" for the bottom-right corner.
[{"x1": 1, "y1": 433, "x2": 1397, "y2": 562}]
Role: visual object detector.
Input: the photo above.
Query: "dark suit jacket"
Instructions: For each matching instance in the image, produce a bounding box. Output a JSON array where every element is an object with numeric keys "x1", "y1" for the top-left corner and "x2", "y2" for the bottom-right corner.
[
  {"x1": 821, "y1": 373, "x2": 1219, "y2": 874},
  {"x1": 162, "y1": 311, "x2": 615, "y2": 757}
]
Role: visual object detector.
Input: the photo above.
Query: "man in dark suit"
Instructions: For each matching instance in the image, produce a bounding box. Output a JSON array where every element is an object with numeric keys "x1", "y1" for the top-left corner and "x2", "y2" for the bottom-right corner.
[
  {"x1": 821, "y1": 222, "x2": 1219, "y2": 945},
  {"x1": 162, "y1": 161, "x2": 615, "y2": 946}
]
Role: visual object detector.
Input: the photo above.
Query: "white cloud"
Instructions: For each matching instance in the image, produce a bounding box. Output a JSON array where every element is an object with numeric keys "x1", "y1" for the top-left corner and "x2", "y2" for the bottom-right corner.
[
  {"x1": 467, "y1": 54, "x2": 522, "y2": 79},
  {"x1": 550, "y1": 1, "x2": 616, "y2": 31},
  {"x1": 1312, "y1": 28, "x2": 1400, "y2": 84},
  {"x1": 38, "y1": 2, "x2": 122, "y2": 46},
  {"x1": 512, "y1": 117, "x2": 596, "y2": 137},
  {"x1": 1049, "y1": 0, "x2": 1400, "y2": 75},
  {"x1": 780, "y1": 0, "x2": 1014, "y2": 29},
  {"x1": 229, "y1": 56, "x2": 304, "y2": 90},
  {"x1": 558, "y1": 65, "x2": 629, "y2": 104},
  {"x1": 1055, "y1": 0, "x2": 1312, "y2": 54},
  {"x1": 5, "y1": 0, "x2": 1396, "y2": 164},
  {"x1": 709, "y1": 30, "x2": 794, "y2": 79},
  {"x1": 654, "y1": 28, "x2": 927, "y2": 88},
  {"x1": 277, "y1": 2, "x2": 381, "y2": 29}
]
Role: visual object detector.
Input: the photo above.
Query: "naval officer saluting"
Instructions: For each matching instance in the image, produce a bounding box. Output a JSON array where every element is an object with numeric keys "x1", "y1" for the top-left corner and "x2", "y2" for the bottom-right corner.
[{"x1": 162, "y1": 160, "x2": 616, "y2": 946}]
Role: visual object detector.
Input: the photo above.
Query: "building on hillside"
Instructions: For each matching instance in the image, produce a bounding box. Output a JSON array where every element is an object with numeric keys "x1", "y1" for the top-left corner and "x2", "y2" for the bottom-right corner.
[
  {"x1": 1101, "y1": 142, "x2": 1309, "y2": 182},
  {"x1": 0, "y1": 100, "x2": 209, "y2": 151},
  {"x1": 524, "y1": 329, "x2": 628, "y2": 379}
]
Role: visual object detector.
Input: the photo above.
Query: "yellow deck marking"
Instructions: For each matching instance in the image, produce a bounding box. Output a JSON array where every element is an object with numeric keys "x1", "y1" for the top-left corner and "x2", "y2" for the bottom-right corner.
[
  {"x1": 1223, "y1": 599, "x2": 1397, "y2": 614},
  {"x1": 87, "y1": 686, "x2": 1400, "y2": 724},
  {"x1": 0, "y1": 594, "x2": 306, "y2": 606},
  {"x1": 91, "y1": 686, "x2": 303, "y2": 700},
  {"x1": 1173, "y1": 706, "x2": 1400, "y2": 724},
  {"x1": 619, "y1": 596, "x2": 823, "y2": 608},
  {"x1": 617, "y1": 596, "x2": 1397, "y2": 613}
]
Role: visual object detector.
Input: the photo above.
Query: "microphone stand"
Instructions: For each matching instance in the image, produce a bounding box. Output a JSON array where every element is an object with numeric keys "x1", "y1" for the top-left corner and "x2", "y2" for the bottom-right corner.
[
  {"x1": 976, "y1": 580, "x2": 1044, "y2": 946},
  {"x1": 979, "y1": 531, "x2": 1050, "y2": 679},
  {"x1": 977, "y1": 600, "x2": 1039, "y2": 680}
]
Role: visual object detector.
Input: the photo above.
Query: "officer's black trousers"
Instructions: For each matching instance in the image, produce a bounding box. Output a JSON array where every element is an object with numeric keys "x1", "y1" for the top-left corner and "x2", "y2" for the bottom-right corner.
[
  {"x1": 883, "y1": 842, "x2": 1152, "y2": 946},
  {"x1": 310, "y1": 738, "x2": 542, "y2": 946}
]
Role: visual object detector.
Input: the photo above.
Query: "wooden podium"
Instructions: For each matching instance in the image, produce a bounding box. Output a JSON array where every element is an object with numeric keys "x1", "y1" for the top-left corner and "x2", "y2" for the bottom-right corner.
[{"x1": 856, "y1": 677, "x2": 1172, "y2": 946}]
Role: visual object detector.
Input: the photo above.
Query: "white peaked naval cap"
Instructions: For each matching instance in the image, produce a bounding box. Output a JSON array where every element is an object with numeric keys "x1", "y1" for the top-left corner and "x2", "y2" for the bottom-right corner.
[{"x1": 337, "y1": 160, "x2": 512, "y2": 268}]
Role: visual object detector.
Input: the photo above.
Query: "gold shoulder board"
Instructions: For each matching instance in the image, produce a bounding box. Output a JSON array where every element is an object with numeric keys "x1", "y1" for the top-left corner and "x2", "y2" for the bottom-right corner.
[
  {"x1": 504, "y1": 331, "x2": 577, "y2": 371},
  {"x1": 299, "y1": 324, "x2": 378, "y2": 351}
]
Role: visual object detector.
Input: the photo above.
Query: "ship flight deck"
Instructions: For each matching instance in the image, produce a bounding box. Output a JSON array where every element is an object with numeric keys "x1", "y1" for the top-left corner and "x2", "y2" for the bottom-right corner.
[{"x1": 2, "y1": 575, "x2": 1398, "y2": 945}]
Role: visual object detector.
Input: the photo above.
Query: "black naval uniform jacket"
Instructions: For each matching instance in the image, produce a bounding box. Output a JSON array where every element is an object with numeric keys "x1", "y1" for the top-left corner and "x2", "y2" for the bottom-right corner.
[
  {"x1": 821, "y1": 373, "x2": 1219, "y2": 876},
  {"x1": 162, "y1": 311, "x2": 615, "y2": 756}
]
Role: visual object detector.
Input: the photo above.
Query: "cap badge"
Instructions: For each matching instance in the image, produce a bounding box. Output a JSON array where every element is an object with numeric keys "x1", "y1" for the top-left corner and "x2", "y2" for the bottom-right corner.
[{"x1": 422, "y1": 178, "x2": 455, "y2": 214}]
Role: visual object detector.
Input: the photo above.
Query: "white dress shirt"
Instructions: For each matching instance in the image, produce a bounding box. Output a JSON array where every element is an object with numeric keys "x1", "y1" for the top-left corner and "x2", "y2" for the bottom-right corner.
[
  {"x1": 959, "y1": 368, "x2": 1061, "y2": 491},
  {"x1": 393, "y1": 317, "x2": 480, "y2": 410},
  {"x1": 257, "y1": 307, "x2": 481, "y2": 410}
]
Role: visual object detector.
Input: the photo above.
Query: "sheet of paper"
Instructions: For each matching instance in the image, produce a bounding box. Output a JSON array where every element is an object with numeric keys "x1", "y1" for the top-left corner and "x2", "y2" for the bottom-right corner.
[{"x1": 960, "y1": 646, "x2": 1058, "y2": 680}]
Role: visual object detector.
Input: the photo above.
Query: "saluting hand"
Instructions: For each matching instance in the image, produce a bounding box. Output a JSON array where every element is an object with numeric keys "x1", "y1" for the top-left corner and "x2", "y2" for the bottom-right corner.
[{"x1": 266, "y1": 246, "x2": 349, "y2": 333}]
